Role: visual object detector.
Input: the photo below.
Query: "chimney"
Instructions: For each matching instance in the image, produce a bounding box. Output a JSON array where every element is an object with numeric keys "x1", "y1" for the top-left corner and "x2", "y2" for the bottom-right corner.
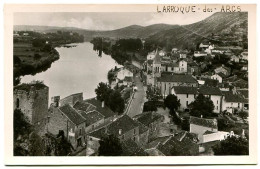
[
  {"x1": 51, "y1": 96, "x2": 60, "y2": 107},
  {"x1": 102, "y1": 101, "x2": 105, "y2": 108},
  {"x1": 241, "y1": 129, "x2": 245, "y2": 138},
  {"x1": 119, "y1": 129, "x2": 122, "y2": 135},
  {"x1": 201, "y1": 115, "x2": 203, "y2": 118}
]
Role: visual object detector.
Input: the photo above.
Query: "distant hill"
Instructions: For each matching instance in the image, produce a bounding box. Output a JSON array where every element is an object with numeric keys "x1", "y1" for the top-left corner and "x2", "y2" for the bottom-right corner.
[{"x1": 14, "y1": 12, "x2": 248, "y2": 48}]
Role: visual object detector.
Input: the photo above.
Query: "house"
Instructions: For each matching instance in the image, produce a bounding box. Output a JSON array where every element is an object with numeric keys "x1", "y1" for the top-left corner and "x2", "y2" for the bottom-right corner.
[
  {"x1": 194, "y1": 51, "x2": 208, "y2": 57},
  {"x1": 211, "y1": 73, "x2": 225, "y2": 83},
  {"x1": 147, "y1": 51, "x2": 156, "y2": 60},
  {"x1": 86, "y1": 115, "x2": 148, "y2": 155},
  {"x1": 230, "y1": 55, "x2": 240, "y2": 63},
  {"x1": 116, "y1": 67, "x2": 133, "y2": 81},
  {"x1": 237, "y1": 89, "x2": 249, "y2": 111},
  {"x1": 123, "y1": 76, "x2": 133, "y2": 87},
  {"x1": 214, "y1": 65, "x2": 231, "y2": 77},
  {"x1": 222, "y1": 90, "x2": 247, "y2": 113},
  {"x1": 145, "y1": 132, "x2": 199, "y2": 156},
  {"x1": 157, "y1": 74, "x2": 198, "y2": 97},
  {"x1": 73, "y1": 101, "x2": 105, "y2": 133},
  {"x1": 171, "y1": 48, "x2": 178, "y2": 53},
  {"x1": 172, "y1": 86, "x2": 198, "y2": 112},
  {"x1": 188, "y1": 62, "x2": 200, "y2": 75},
  {"x1": 190, "y1": 116, "x2": 218, "y2": 143},
  {"x1": 84, "y1": 98, "x2": 116, "y2": 125},
  {"x1": 133, "y1": 111, "x2": 164, "y2": 141},
  {"x1": 198, "y1": 86, "x2": 222, "y2": 113},
  {"x1": 199, "y1": 42, "x2": 209, "y2": 50},
  {"x1": 159, "y1": 50, "x2": 166, "y2": 56},
  {"x1": 48, "y1": 104, "x2": 86, "y2": 149},
  {"x1": 241, "y1": 65, "x2": 248, "y2": 71}
]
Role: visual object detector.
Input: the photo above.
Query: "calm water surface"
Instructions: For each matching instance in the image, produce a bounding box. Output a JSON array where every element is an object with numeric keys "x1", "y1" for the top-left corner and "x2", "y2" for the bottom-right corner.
[{"x1": 21, "y1": 42, "x2": 120, "y2": 101}]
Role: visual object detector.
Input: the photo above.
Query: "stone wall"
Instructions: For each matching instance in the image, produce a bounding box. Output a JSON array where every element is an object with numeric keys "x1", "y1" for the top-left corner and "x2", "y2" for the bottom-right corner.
[
  {"x1": 14, "y1": 86, "x2": 49, "y2": 124},
  {"x1": 59, "y1": 93, "x2": 83, "y2": 107}
]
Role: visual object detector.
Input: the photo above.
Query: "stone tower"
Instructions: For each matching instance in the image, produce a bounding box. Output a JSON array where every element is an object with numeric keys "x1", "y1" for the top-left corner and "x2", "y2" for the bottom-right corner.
[{"x1": 13, "y1": 82, "x2": 49, "y2": 125}]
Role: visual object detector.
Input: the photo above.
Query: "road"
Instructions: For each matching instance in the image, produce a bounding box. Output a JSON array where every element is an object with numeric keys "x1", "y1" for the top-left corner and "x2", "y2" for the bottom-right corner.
[{"x1": 126, "y1": 72, "x2": 146, "y2": 118}]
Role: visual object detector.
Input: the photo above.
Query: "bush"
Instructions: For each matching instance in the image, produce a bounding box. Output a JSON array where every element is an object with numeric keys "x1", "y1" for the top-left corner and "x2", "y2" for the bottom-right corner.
[{"x1": 34, "y1": 53, "x2": 42, "y2": 60}]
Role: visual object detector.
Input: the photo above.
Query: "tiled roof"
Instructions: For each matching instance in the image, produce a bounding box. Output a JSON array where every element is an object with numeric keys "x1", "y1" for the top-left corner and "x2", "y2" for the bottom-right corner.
[
  {"x1": 108, "y1": 115, "x2": 139, "y2": 136},
  {"x1": 157, "y1": 135, "x2": 199, "y2": 156},
  {"x1": 157, "y1": 74, "x2": 197, "y2": 83},
  {"x1": 121, "y1": 139, "x2": 148, "y2": 156},
  {"x1": 173, "y1": 86, "x2": 198, "y2": 94},
  {"x1": 134, "y1": 112, "x2": 163, "y2": 127},
  {"x1": 198, "y1": 85, "x2": 222, "y2": 95},
  {"x1": 85, "y1": 98, "x2": 115, "y2": 118},
  {"x1": 204, "y1": 78, "x2": 219, "y2": 87},
  {"x1": 223, "y1": 91, "x2": 247, "y2": 103},
  {"x1": 190, "y1": 116, "x2": 218, "y2": 129},
  {"x1": 59, "y1": 104, "x2": 86, "y2": 125},
  {"x1": 73, "y1": 101, "x2": 95, "y2": 112},
  {"x1": 136, "y1": 121, "x2": 149, "y2": 134},
  {"x1": 80, "y1": 110, "x2": 104, "y2": 126},
  {"x1": 217, "y1": 72, "x2": 226, "y2": 78}
]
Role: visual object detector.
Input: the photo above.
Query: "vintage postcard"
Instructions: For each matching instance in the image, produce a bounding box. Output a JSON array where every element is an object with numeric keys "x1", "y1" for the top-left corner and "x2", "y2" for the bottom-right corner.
[{"x1": 4, "y1": 4, "x2": 257, "y2": 165}]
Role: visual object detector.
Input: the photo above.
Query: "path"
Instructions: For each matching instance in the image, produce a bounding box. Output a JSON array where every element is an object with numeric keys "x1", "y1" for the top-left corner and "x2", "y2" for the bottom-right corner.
[{"x1": 126, "y1": 72, "x2": 146, "y2": 118}]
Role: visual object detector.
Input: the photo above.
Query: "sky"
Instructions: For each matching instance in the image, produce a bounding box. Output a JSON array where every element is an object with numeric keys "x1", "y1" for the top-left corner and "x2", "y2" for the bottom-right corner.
[{"x1": 14, "y1": 12, "x2": 215, "y2": 30}]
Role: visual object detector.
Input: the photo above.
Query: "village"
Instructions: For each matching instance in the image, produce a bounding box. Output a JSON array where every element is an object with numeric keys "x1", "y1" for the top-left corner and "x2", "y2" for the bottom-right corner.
[{"x1": 13, "y1": 33, "x2": 249, "y2": 156}]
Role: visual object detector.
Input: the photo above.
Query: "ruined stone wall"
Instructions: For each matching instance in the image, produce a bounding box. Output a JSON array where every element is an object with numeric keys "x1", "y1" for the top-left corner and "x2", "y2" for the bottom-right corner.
[
  {"x1": 59, "y1": 93, "x2": 83, "y2": 107},
  {"x1": 13, "y1": 86, "x2": 49, "y2": 124}
]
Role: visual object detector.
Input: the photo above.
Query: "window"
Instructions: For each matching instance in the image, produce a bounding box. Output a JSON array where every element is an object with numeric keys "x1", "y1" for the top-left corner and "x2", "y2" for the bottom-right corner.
[
  {"x1": 238, "y1": 103, "x2": 240, "y2": 108},
  {"x1": 134, "y1": 128, "x2": 136, "y2": 134},
  {"x1": 217, "y1": 106, "x2": 218, "y2": 110},
  {"x1": 186, "y1": 101, "x2": 188, "y2": 106},
  {"x1": 79, "y1": 128, "x2": 82, "y2": 136},
  {"x1": 217, "y1": 100, "x2": 218, "y2": 104},
  {"x1": 187, "y1": 94, "x2": 189, "y2": 98},
  {"x1": 92, "y1": 125, "x2": 94, "y2": 130},
  {"x1": 133, "y1": 137, "x2": 136, "y2": 141},
  {"x1": 122, "y1": 135, "x2": 124, "y2": 140},
  {"x1": 194, "y1": 94, "x2": 196, "y2": 98}
]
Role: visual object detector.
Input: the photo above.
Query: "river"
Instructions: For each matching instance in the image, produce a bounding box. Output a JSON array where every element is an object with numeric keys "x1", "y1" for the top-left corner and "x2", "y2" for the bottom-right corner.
[{"x1": 21, "y1": 42, "x2": 121, "y2": 101}]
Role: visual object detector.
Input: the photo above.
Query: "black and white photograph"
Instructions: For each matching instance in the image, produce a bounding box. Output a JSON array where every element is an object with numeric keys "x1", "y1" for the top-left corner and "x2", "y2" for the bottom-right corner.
[{"x1": 3, "y1": 3, "x2": 257, "y2": 166}]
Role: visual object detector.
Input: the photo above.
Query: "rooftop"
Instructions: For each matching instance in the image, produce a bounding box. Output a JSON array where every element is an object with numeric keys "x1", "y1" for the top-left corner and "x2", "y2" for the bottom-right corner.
[
  {"x1": 85, "y1": 98, "x2": 115, "y2": 118},
  {"x1": 121, "y1": 139, "x2": 148, "y2": 156},
  {"x1": 172, "y1": 86, "x2": 198, "y2": 94},
  {"x1": 108, "y1": 115, "x2": 139, "y2": 136},
  {"x1": 190, "y1": 116, "x2": 218, "y2": 129},
  {"x1": 134, "y1": 112, "x2": 163, "y2": 127},
  {"x1": 158, "y1": 74, "x2": 197, "y2": 83},
  {"x1": 198, "y1": 85, "x2": 222, "y2": 95},
  {"x1": 80, "y1": 110, "x2": 104, "y2": 126},
  {"x1": 223, "y1": 91, "x2": 247, "y2": 103},
  {"x1": 59, "y1": 104, "x2": 86, "y2": 125}
]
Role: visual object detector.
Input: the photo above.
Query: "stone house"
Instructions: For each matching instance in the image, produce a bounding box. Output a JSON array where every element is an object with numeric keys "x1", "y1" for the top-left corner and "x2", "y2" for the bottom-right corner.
[
  {"x1": 48, "y1": 104, "x2": 86, "y2": 149},
  {"x1": 59, "y1": 93, "x2": 83, "y2": 107},
  {"x1": 211, "y1": 72, "x2": 225, "y2": 83},
  {"x1": 157, "y1": 74, "x2": 198, "y2": 98},
  {"x1": 86, "y1": 115, "x2": 148, "y2": 155},
  {"x1": 230, "y1": 55, "x2": 240, "y2": 63},
  {"x1": 133, "y1": 111, "x2": 164, "y2": 141},
  {"x1": 214, "y1": 65, "x2": 231, "y2": 77},
  {"x1": 194, "y1": 51, "x2": 208, "y2": 57},
  {"x1": 172, "y1": 86, "x2": 198, "y2": 112},
  {"x1": 13, "y1": 82, "x2": 49, "y2": 125},
  {"x1": 222, "y1": 90, "x2": 247, "y2": 113}
]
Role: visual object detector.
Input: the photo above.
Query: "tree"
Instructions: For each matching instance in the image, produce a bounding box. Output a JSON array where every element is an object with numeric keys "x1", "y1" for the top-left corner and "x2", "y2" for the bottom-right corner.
[
  {"x1": 108, "y1": 90, "x2": 125, "y2": 115},
  {"x1": 189, "y1": 93, "x2": 214, "y2": 118},
  {"x1": 143, "y1": 101, "x2": 157, "y2": 112},
  {"x1": 13, "y1": 109, "x2": 32, "y2": 141},
  {"x1": 146, "y1": 86, "x2": 162, "y2": 102},
  {"x1": 164, "y1": 94, "x2": 180, "y2": 112},
  {"x1": 98, "y1": 135, "x2": 123, "y2": 156},
  {"x1": 212, "y1": 136, "x2": 249, "y2": 155},
  {"x1": 239, "y1": 111, "x2": 248, "y2": 119},
  {"x1": 164, "y1": 94, "x2": 181, "y2": 125},
  {"x1": 95, "y1": 82, "x2": 112, "y2": 103}
]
